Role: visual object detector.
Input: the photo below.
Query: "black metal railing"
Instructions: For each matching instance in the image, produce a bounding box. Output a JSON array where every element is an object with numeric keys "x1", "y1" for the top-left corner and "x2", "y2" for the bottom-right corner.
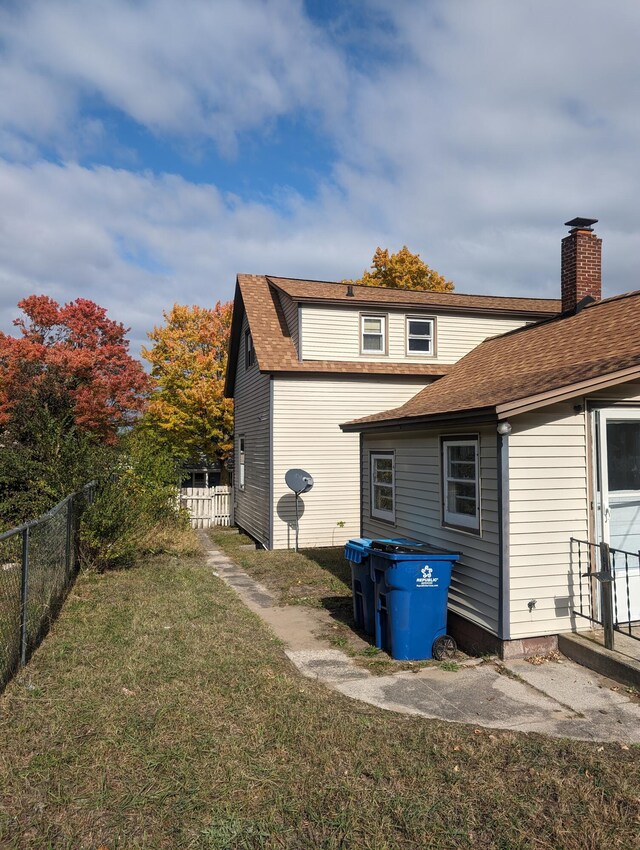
[
  {"x1": 0, "y1": 483, "x2": 95, "y2": 691},
  {"x1": 571, "y1": 537, "x2": 640, "y2": 649}
]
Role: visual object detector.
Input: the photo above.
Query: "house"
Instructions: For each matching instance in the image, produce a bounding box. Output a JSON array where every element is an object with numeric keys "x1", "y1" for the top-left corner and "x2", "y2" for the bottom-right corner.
[
  {"x1": 224, "y1": 273, "x2": 558, "y2": 549},
  {"x1": 342, "y1": 219, "x2": 640, "y2": 659}
]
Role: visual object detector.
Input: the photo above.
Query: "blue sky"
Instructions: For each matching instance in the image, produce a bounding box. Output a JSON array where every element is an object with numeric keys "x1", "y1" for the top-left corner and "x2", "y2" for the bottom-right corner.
[{"x1": 1, "y1": 0, "x2": 639, "y2": 353}]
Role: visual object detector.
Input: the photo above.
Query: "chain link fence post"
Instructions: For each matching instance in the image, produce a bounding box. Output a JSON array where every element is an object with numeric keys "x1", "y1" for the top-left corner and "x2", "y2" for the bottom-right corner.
[{"x1": 19, "y1": 527, "x2": 30, "y2": 666}]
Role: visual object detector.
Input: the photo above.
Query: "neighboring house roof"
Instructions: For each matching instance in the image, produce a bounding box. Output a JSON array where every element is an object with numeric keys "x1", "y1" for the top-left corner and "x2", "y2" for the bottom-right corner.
[
  {"x1": 270, "y1": 276, "x2": 560, "y2": 317},
  {"x1": 225, "y1": 274, "x2": 560, "y2": 398},
  {"x1": 342, "y1": 290, "x2": 640, "y2": 431}
]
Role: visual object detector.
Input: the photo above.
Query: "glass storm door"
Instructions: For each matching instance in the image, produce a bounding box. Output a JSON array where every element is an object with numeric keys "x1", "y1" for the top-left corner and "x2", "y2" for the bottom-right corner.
[{"x1": 594, "y1": 408, "x2": 640, "y2": 623}]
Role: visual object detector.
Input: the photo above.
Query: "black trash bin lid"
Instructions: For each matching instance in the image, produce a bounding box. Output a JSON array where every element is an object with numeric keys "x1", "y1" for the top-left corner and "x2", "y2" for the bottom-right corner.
[{"x1": 370, "y1": 539, "x2": 451, "y2": 556}]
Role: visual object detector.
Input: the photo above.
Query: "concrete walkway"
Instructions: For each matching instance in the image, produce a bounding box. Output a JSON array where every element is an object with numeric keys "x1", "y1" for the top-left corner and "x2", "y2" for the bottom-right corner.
[{"x1": 200, "y1": 533, "x2": 640, "y2": 744}]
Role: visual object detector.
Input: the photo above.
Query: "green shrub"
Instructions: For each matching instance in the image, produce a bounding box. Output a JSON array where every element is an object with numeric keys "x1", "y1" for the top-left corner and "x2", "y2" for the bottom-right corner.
[{"x1": 79, "y1": 432, "x2": 189, "y2": 570}]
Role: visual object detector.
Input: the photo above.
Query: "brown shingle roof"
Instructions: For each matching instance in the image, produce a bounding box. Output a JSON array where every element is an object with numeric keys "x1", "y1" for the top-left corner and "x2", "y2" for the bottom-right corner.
[
  {"x1": 269, "y1": 276, "x2": 560, "y2": 316},
  {"x1": 343, "y1": 291, "x2": 640, "y2": 429},
  {"x1": 224, "y1": 275, "x2": 452, "y2": 396}
]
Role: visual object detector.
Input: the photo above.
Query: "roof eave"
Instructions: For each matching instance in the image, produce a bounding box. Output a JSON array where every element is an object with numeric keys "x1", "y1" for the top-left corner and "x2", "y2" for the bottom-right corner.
[
  {"x1": 495, "y1": 363, "x2": 640, "y2": 418},
  {"x1": 340, "y1": 406, "x2": 498, "y2": 433},
  {"x1": 223, "y1": 279, "x2": 244, "y2": 399},
  {"x1": 281, "y1": 294, "x2": 557, "y2": 319},
  {"x1": 267, "y1": 366, "x2": 449, "y2": 378}
]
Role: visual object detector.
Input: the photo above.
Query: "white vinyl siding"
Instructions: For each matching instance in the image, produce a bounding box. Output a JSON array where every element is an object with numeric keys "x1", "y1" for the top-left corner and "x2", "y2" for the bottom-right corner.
[
  {"x1": 507, "y1": 404, "x2": 589, "y2": 639},
  {"x1": 505, "y1": 383, "x2": 640, "y2": 640},
  {"x1": 300, "y1": 304, "x2": 532, "y2": 364},
  {"x1": 233, "y1": 313, "x2": 271, "y2": 547},
  {"x1": 362, "y1": 427, "x2": 500, "y2": 636},
  {"x1": 278, "y1": 291, "x2": 300, "y2": 357},
  {"x1": 271, "y1": 376, "x2": 429, "y2": 549},
  {"x1": 587, "y1": 381, "x2": 640, "y2": 405}
]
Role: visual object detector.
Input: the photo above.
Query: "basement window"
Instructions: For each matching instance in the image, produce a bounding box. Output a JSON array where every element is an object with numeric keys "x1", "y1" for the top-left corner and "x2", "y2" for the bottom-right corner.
[
  {"x1": 442, "y1": 437, "x2": 480, "y2": 532},
  {"x1": 361, "y1": 314, "x2": 386, "y2": 354},
  {"x1": 371, "y1": 452, "x2": 395, "y2": 522}
]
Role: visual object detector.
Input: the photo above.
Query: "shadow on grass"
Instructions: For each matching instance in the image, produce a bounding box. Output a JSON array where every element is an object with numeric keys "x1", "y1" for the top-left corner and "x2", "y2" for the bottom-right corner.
[
  {"x1": 319, "y1": 594, "x2": 356, "y2": 626},
  {"x1": 301, "y1": 547, "x2": 352, "y2": 588}
]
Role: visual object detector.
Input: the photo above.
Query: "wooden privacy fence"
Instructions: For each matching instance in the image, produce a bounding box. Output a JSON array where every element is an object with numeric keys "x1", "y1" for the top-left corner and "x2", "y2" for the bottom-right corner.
[{"x1": 180, "y1": 485, "x2": 234, "y2": 529}]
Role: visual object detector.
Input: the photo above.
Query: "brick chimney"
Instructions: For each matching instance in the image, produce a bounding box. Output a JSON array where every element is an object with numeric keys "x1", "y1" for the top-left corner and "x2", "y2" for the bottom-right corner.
[{"x1": 561, "y1": 217, "x2": 602, "y2": 313}]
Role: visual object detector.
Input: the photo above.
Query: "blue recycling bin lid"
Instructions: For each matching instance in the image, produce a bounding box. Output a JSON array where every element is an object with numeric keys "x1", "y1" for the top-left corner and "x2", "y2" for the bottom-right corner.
[{"x1": 344, "y1": 538, "x2": 373, "y2": 564}]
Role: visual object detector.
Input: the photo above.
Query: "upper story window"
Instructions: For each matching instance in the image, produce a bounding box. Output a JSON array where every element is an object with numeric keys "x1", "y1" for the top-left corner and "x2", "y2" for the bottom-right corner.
[
  {"x1": 360, "y1": 314, "x2": 387, "y2": 355},
  {"x1": 406, "y1": 317, "x2": 435, "y2": 356},
  {"x1": 244, "y1": 330, "x2": 255, "y2": 369},
  {"x1": 371, "y1": 452, "x2": 395, "y2": 522},
  {"x1": 441, "y1": 437, "x2": 480, "y2": 533}
]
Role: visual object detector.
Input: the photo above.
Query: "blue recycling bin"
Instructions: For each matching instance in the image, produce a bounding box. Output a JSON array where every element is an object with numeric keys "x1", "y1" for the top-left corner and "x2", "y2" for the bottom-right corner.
[
  {"x1": 369, "y1": 539, "x2": 460, "y2": 660},
  {"x1": 344, "y1": 538, "x2": 375, "y2": 635}
]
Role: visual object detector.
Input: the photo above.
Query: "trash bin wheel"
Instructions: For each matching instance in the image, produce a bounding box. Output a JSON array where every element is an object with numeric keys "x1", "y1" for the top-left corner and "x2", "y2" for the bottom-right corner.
[{"x1": 432, "y1": 635, "x2": 457, "y2": 660}]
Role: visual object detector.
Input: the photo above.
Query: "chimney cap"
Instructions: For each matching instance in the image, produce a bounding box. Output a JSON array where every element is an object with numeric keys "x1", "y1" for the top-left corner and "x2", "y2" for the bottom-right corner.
[{"x1": 564, "y1": 216, "x2": 598, "y2": 231}]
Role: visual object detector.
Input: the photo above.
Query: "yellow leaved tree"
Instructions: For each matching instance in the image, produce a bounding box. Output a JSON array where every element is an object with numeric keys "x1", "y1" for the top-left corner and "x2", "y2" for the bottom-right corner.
[
  {"x1": 141, "y1": 302, "x2": 233, "y2": 473},
  {"x1": 344, "y1": 246, "x2": 454, "y2": 292}
]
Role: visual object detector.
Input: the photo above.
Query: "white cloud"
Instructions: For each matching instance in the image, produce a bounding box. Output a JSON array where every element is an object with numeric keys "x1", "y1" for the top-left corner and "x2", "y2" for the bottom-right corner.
[
  {"x1": 2, "y1": 0, "x2": 640, "y2": 355},
  {"x1": 0, "y1": 159, "x2": 381, "y2": 352},
  {"x1": 0, "y1": 0, "x2": 347, "y2": 156}
]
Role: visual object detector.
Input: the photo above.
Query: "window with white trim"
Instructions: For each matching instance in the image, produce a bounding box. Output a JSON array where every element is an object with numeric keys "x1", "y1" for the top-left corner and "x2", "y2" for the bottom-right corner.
[
  {"x1": 361, "y1": 314, "x2": 386, "y2": 354},
  {"x1": 406, "y1": 316, "x2": 434, "y2": 355},
  {"x1": 244, "y1": 331, "x2": 255, "y2": 369},
  {"x1": 442, "y1": 438, "x2": 480, "y2": 531},
  {"x1": 239, "y1": 436, "x2": 246, "y2": 489},
  {"x1": 371, "y1": 452, "x2": 395, "y2": 521}
]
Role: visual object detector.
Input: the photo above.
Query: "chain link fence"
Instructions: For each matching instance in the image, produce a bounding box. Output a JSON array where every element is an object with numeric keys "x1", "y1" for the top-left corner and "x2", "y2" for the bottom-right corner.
[{"x1": 0, "y1": 483, "x2": 95, "y2": 691}]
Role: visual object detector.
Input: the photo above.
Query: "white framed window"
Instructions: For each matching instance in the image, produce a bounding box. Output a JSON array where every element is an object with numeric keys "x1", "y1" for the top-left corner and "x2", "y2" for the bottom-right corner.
[
  {"x1": 360, "y1": 314, "x2": 387, "y2": 354},
  {"x1": 239, "y1": 436, "x2": 246, "y2": 489},
  {"x1": 245, "y1": 331, "x2": 255, "y2": 369},
  {"x1": 442, "y1": 437, "x2": 480, "y2": 532},
  {"x1": 406, "y1": 316, "x2": 435, "y2": 356},
  {"x1": 371, "y1": 452, "x2": 395, "y2": 522}
]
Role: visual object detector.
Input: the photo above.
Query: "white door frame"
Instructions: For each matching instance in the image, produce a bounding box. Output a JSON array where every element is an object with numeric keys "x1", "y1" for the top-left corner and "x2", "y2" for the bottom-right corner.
[
  {"x1": 592, "y1": 406, "x2": 640, "y2": 624},
  {"x1": 593, "y1": 406, "x2": 640, "y2": 546}
]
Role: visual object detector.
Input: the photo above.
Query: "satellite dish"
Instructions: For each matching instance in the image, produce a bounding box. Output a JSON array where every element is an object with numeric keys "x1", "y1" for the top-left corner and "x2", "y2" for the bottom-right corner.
[
  {"x1": 285, "y1": 469, "x2": 314, "y2": 495},
  {"x1": 284, "y1": 468, "x2": 314, "y2": 551}
]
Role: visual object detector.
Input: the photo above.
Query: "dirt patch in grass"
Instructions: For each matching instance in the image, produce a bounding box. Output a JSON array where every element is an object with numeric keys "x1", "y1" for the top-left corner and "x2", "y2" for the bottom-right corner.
[
  {"x1": 0, "y1": 547, "x2": 638, "y2": 849},
  {"x1": 210, "y1": 528, "x2": 352, "y2": 612}
]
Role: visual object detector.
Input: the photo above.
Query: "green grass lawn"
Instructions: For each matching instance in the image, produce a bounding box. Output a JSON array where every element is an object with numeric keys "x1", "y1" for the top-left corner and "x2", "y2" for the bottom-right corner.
[{"x1": 0, "y1": 547, "x2": 638, "y2": 849}]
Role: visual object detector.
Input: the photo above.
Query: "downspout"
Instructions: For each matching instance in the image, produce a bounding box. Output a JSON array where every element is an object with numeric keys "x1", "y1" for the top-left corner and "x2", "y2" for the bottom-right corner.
[
  {"x1": 359, "y1": 432, "x2": 364, "y2": 537},
  {"x1": 497, "y1": 430, "x2": 511, "y2": 641}
]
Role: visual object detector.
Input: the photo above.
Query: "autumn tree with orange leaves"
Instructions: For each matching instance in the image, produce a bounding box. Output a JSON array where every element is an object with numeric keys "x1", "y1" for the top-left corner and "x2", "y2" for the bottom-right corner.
[
  {"x1": 0, "y1": 295, "x2": 149, "y2": 438},
  {"x1": 141, "y1": 302, "x2": 234, "y2": 472},
  {"x1": 0, "y1": 295, "x2": 150, "y2": 523},
  {"x1": 344, "y1": 246, "x2": 454, "y2": 292}
]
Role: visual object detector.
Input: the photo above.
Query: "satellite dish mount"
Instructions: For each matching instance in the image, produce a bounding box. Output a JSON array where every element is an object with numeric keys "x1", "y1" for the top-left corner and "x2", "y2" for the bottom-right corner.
[{"x1": 284, "y1": 469, "x2": 314, "y2": 552}]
